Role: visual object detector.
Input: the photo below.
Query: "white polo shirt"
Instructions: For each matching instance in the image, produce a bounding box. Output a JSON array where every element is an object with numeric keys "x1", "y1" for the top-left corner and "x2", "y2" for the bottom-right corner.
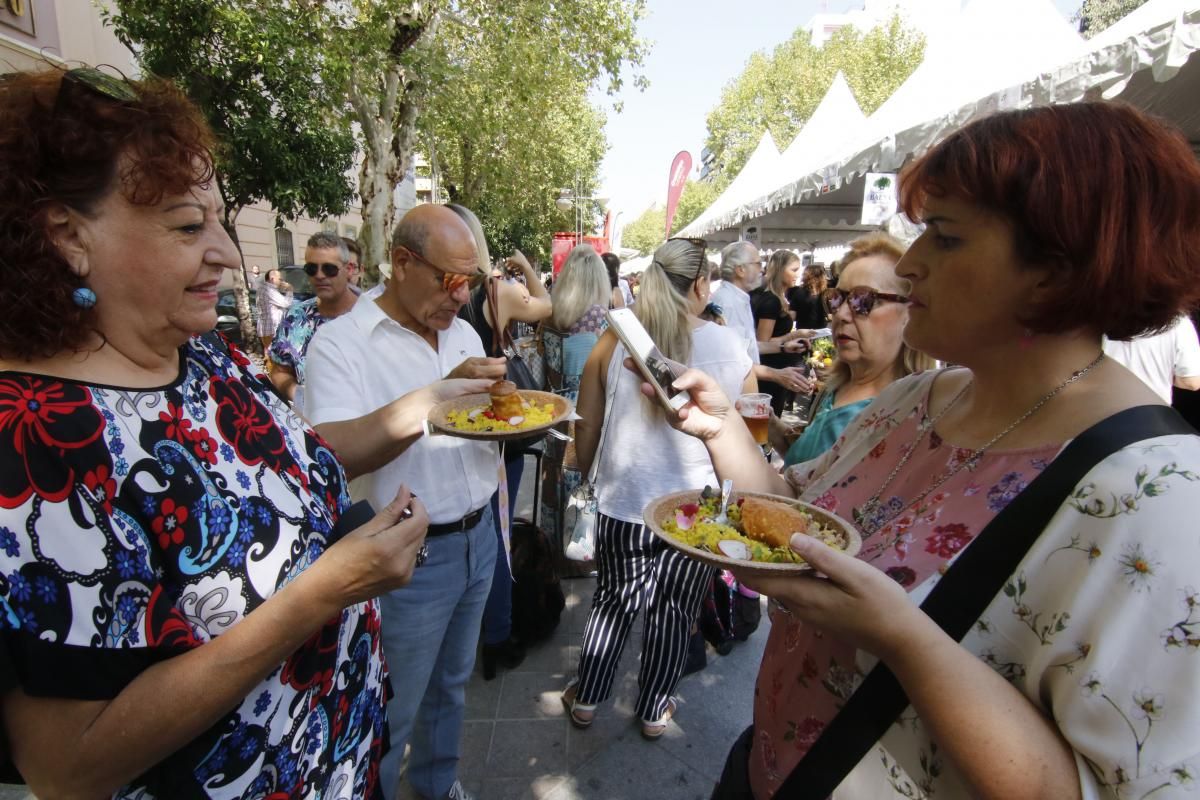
[
  {"x1": 304, "y1": 297, "x2": 499, "y2": 523},
  {"x1": 1103, "y1": 314, "x2": 1200, "y2": 403},
  {"x1": 711, "y1": 280, "x2": 760, "y2": 364}
]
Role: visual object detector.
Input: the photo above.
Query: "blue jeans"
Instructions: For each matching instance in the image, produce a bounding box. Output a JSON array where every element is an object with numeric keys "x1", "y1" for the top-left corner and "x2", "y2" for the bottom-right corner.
[
  {"x1": 482, "y1": 455, "x2": 524, "y2": 646},
  {"x1": 377, "y1": 504, "x2": 497, "y2": 800}
]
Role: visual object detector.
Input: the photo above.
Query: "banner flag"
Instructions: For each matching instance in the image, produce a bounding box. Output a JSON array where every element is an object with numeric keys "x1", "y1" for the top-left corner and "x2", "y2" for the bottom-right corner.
[{"x1": 664, "y1": 151, "x2": 692, "y2": 237}]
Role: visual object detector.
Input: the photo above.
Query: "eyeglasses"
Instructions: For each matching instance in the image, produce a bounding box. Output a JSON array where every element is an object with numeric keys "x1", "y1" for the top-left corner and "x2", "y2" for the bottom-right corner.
[
  {"x1": 398, "y1": 246, "x2": 483, "y2": 293},
  {"x1": 821, "y1": 286, "x2": 910, "y2": 317},
  {"x1": 666, "y1": 237, "x2": 708, "y2": 280},
  {"x1": 304, "y1": 262, "x2": 342, "y2": 278}
]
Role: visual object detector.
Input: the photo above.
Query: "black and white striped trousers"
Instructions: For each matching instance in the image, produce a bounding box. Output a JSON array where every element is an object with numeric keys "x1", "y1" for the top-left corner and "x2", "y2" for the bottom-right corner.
[{"x1": 573, "y1": 511, "x2": 714, "y2": 722}]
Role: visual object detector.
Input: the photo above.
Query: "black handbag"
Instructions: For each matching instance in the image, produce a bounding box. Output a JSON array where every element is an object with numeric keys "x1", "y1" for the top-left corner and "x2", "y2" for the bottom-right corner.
[{"x1": 719, "y1": 405, "x2": 1197, "y2": 800}]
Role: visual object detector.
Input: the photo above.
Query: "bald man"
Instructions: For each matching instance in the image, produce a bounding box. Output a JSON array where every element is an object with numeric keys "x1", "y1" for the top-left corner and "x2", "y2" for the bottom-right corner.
[{"x1": 305, "y1": 204, "x2": 506, "y2": 800}]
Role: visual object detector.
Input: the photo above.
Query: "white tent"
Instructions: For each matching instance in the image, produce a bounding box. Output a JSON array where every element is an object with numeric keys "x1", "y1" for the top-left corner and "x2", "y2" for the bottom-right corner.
[
  {"x1": 678, "y1": 131, "x2": 781, "y2": 238},
  {"x1": 618, "y1": 253, "x2": 653, "y2": 276},
  {"x1": 692, "y1": 0, "x2": 1200, "y2": 249}
]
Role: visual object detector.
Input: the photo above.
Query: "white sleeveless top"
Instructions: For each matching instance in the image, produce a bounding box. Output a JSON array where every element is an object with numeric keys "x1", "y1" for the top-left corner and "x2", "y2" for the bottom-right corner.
[{"x1": 594, "y1": 321, "x2": 753, "y2": 523}]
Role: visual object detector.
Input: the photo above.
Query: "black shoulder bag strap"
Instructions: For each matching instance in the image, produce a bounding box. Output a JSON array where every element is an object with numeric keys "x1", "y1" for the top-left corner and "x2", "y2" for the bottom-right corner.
[{"x1": 775, "y1": 404, "x2": 1197, "y2": 800}]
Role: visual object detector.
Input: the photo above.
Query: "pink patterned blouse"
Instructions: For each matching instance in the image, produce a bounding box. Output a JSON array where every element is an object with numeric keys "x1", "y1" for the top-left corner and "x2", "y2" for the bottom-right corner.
[{"x1": 751, "y1": 370, "x2": 1061, "y2": 798}]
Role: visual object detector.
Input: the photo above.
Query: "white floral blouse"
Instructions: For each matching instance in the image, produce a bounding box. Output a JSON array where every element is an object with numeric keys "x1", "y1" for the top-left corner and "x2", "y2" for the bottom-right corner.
[{"x1": 754, "y1": 369, "x2": 1200, "y2": 800}]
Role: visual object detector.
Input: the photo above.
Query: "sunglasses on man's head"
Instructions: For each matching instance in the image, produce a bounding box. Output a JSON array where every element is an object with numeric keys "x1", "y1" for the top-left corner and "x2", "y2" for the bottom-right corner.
[
  {"x1": 821, "y1": 286, "x2": 909, "y2": 317},
  {"x1": 398, "y1": 246, "x2": 484, "y2": 293},
  {"x1": 304, "y1": 262, "x2": 341, "y2": 278}
]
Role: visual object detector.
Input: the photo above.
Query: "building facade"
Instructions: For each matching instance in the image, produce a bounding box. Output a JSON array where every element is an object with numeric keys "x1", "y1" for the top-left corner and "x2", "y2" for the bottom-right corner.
[{"x1": 0, "y1": 0, "x2": 370, "y2": 285}]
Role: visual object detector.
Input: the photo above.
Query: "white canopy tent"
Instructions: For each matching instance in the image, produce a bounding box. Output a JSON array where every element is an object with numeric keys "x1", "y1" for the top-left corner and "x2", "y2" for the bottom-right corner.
[
  {"x1": 686, "y1": 0, "x2": 1200, "y2": 250},
  {"x1": 677, "y1": 131, "x2": 781, "y2": 240}
]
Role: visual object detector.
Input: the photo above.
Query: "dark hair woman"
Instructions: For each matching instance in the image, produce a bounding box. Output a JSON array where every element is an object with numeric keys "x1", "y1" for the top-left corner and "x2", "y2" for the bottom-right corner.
[
  {"x1": 0, "y1": 67, "x2": 488, "y2": 799},
  {"x1": 787, "y1": 262, "x2": 829, "y2": 331},
  {"x1": 654, "y1": 102, "x2": 1200, "y2": 799}
]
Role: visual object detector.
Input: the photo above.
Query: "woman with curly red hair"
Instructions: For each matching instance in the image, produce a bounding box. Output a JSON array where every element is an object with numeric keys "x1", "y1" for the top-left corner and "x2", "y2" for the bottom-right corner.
[
  {"x1": 657, "y1": 102, "x2": 1200, "y2": 799},
  {"x1": 0, "y1": 68, "x2": 486, "y2": 799}
]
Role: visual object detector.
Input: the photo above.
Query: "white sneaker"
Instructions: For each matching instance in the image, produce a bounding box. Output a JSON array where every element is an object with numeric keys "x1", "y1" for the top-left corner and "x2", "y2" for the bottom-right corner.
[{"x1": 443, "y1": 780, "x2": 475, "y2": 800}]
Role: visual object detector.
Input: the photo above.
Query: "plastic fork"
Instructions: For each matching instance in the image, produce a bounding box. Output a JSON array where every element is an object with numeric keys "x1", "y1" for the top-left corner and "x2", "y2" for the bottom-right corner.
[{"x1": 713, "y1": 478, "x2": 734, "y2": 526}]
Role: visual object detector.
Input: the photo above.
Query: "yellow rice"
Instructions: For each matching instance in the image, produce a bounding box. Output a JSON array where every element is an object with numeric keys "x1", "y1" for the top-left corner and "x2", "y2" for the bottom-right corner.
[
  {"x1": 446, "y1": 401, "x2": 556, "y2": 432},
  {"x1": 662, "y1": 495, "x2": 845, "y2": 564}
]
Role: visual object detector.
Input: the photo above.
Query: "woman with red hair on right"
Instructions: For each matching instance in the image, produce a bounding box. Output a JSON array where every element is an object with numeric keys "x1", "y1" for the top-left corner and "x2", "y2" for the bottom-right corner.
[{"x1": 655, "y1": 101, "x2": 1200, "y2": 800}]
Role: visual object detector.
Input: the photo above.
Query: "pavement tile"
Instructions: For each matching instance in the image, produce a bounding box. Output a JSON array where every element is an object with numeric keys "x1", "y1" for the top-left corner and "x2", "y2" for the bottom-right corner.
[
  {"x1": 496, "y1": 670, "x2": 574, "y2": 720},
  {"x1": 485, "y1": 719, "x2": 569, "y2": 779}
]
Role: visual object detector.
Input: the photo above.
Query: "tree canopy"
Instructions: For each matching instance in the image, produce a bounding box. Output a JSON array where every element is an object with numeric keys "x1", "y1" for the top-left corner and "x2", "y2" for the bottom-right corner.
[
  {"x1": 105, "y1": 0, "x2": 357, "y2": 224},
  {"x1": 703, "y1": 14, "x2": 924, "y2": 182},
  {"x1": 1075, "y1": 0, "x2": 1148, "y2": 37},
  {"x1": 420, "y1": 0, "x2": 647, "y2": 264},
  {"x1": 620, "y1": 204, "x2": 665, "y2": 256}
]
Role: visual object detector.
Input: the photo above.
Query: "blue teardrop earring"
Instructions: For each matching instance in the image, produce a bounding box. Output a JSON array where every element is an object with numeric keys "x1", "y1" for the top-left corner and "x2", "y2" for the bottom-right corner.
[{"x1": 72, "y1": 287, "x2": 97, "y2": 309}]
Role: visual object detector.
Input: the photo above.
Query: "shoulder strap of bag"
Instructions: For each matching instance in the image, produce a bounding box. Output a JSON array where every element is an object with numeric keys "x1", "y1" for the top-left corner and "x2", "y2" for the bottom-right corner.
[
  {"x1": 776, "y1": 404, "x2": 1197, "y2": 799},
  {"x1": 586, "y1": 344, "x2": 623, "y2": 485}
]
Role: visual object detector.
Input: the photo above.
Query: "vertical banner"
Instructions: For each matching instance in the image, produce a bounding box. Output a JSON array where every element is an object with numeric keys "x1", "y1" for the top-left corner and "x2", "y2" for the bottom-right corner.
[
  {"x1": 664, "y1": 151, "x2": 692, "y2": 238},
  {"x1": 861, "y1": 172, "x2": 898, "y2": 225}
]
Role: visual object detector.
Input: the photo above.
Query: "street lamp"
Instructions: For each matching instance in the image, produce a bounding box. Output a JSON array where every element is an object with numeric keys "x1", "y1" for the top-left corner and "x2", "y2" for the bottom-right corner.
[{"x1": 555, "y1": 175, "x2": 608, "y2": 243}]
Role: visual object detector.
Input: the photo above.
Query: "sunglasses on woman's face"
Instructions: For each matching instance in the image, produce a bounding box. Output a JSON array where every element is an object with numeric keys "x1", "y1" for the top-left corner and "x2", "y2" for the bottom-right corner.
[
  {"x1": 821, "y1": 286, "x2": 909, "y2": 317},
  {"x1": 304, "y1": 262, "x2": 341, "y2": 278}
]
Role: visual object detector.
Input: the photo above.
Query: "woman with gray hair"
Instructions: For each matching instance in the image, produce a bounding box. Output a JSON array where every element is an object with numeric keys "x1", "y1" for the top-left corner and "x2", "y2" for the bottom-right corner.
[{"x1": 560, "y1": 238, "x2": 755, "y2": 739}]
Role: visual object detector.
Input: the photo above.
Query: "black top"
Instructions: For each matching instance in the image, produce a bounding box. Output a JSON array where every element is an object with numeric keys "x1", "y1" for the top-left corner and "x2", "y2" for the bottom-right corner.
[
  {"x1": 787, "y1": 285, "x2": 827, "y2": 330},
  {"x1": 750, "y1": 288, "x2": 802, "y2": 371},
  {"x1": 460, "y1": 284, "x2": 500, "y2": 358}
]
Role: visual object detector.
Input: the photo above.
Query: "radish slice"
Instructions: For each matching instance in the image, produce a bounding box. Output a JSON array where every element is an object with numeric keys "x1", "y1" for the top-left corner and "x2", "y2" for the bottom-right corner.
[
  {"x1": 717, "y1": 540, "x2": 750, "y2": 560},
  {"x1": 508, "y1": 415, "x2": 525, "y2": 426}
]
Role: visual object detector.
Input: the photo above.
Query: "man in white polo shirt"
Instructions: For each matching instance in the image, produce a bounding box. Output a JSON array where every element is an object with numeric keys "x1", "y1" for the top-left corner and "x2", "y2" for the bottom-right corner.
[
  {"x1": 1103, "y1": 313, "x2": 1200, "y2": 403},
  {"x1": 304, "y1": 204, "x2": 507, "y2": 800},
  {"x1": 711, "y1": 240, "x2": 812, "y2": 395}
]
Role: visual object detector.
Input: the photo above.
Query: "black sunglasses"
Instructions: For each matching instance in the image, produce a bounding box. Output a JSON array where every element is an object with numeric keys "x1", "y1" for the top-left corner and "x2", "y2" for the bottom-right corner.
[
  {"x1": 822, "y1": 286, "x2": 909, "y2": 317},
  {"x1": 304, "y1": 262, "x2": 342, "y2": 278}
]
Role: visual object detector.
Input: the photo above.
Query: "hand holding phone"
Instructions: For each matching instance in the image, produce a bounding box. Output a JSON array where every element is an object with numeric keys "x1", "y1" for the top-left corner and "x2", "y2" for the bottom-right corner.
[{"x1": 605, "y1": 308, "x2": 689, "y2": 413}]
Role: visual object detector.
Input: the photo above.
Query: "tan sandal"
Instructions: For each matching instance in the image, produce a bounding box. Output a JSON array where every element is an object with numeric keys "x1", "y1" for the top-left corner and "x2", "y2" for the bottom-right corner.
[
  {"x1": 561, "y1": 678, "x2": 596, "y2": 729},
  {"x1": 640, "y1": 697, "x2": 677, "y2": 740}
]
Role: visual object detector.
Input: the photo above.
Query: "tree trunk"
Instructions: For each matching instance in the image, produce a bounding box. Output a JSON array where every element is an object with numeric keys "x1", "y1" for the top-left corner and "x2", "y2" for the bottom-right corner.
[{"x1": 221, "y1": 204, "x2": 260, "y2": 356}]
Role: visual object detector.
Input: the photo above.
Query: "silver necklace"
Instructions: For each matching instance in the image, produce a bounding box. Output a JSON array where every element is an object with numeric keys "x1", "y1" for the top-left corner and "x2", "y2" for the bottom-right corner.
[{"x1": 852, "y1": 352, "x2": 1106, "y2": 536}]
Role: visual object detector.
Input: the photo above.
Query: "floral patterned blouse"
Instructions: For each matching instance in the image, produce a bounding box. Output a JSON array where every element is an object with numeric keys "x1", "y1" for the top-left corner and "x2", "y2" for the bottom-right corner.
[
  {"x1": 751, "y1": 369, "x2": 1200, "y2": 799},
  {"x1": 0, "y1": 335, "x2": 388, "y2": 799},
  {"x1": 268, "y1": 297, "x2": 328, "y2": 385}
]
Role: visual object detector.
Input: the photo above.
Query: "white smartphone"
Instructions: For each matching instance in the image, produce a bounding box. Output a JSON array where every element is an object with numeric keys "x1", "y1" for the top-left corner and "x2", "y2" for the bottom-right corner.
[{"x1": 605, "y1": 308, "x2": 689, "y2": 413}]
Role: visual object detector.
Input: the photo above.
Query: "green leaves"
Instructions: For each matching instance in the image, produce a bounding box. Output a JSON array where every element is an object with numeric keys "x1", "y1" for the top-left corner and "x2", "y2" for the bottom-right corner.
[
  {"x1": 1076, "y1": 0, "x2": 1147, "y2": 37},
  {"x1": 704, "y1": 14, "x2": 924, "y2": 182},
  {"x1": 106, "y1": 0, "x2": 357, "y2": 221}
]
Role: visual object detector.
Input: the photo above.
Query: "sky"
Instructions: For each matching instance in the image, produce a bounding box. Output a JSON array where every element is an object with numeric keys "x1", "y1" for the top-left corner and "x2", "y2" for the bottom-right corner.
[{"x1": 597, "y1": 0, "x2": 1083, "y2": 228}]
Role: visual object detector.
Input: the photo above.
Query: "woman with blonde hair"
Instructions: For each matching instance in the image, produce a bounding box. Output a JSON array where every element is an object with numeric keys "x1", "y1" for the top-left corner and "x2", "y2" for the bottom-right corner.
[
  {"x1": 537, "y1": 245, "x2": 612, "y2": 576},
  {"x1": 550, "y1": 245, "x2": 611, "y2": 336},
  {"x1": 560, "y1": 238, "x2": 755, "y2": 739},
  {"x1": 776, "y1": 232, "x2": 936, "y2": 466}
]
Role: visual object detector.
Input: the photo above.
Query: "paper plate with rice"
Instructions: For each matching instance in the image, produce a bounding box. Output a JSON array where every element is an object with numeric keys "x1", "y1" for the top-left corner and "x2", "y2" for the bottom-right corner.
[
  {"x1": 428, "y1": 390, "x2": 573, "y2": 442},
  {"x1": 643, "y1": 488, "x2": 860, "y2": 577}
]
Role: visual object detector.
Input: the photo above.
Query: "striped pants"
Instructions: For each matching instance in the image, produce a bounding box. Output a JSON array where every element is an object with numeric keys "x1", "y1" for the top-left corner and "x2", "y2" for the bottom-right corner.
[{"x1": 573, "y1": 512, "x2": 714, "y2": 722}]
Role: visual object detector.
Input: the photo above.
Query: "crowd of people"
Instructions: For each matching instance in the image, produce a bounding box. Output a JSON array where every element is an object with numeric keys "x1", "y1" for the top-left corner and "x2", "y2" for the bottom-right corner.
[{"x1": 1, "y1": 65, "x2": 1199, "y2": 800}]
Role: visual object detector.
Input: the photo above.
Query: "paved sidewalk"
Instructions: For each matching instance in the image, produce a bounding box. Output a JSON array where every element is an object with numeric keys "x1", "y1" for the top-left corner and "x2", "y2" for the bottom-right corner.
[{"x1": 1, "y1": 452, "x2": 772, "y2": 800}]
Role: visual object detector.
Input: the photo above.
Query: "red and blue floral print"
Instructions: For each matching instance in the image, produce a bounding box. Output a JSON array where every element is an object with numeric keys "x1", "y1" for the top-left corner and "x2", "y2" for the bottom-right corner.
[{"x1": 0, "y1": 335, "x2": 387, "y2": 799}]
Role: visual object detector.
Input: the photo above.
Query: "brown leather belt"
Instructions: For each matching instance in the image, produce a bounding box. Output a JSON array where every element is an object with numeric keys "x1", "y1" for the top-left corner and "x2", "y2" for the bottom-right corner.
[{"x1": 426, "y1": 505, "x2": 487, "y2": 537}]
